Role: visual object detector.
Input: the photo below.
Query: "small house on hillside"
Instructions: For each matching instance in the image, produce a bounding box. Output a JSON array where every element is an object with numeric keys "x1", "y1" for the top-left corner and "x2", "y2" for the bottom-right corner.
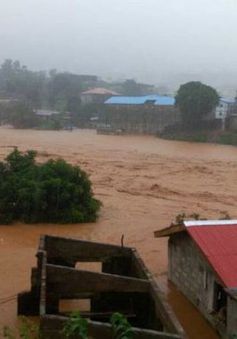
[
  {"x1": 80, "y1": 88, "x2": 119, "y2": 105},
  {"x1": 215, "y1": 98, "x2": 235, "y2": 120},
  {"x1": 154, "y1": 220, "x2": 237, "y2": 338},
  {"x1": 99, "y1": 95, "x2": 179, "y2": 135},
  {"x1": 214, "y1": 98, "x2": 235, "y2": 130}
]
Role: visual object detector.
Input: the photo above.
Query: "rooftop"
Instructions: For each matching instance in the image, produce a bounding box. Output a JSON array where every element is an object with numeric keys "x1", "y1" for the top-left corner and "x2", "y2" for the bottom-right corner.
[
  {"x1": 105, "y1": 95, "x2": 175, "y2": 106},
  {"x1": 81, "y1": 88, "x2": 119, "y2": 95},
  {"x1": 220, "y1": 97, "x2": 235, "y2": 104},
  {"x1": 155, "y1": 219, "x2": 237, "y2": 288}
]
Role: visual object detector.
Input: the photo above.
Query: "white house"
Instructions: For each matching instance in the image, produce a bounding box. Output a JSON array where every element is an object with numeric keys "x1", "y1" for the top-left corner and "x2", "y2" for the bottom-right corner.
[
  {"x1": 215, "y1": 98, "x2": 234, "y2": 120},
  {"x1": 215, "y1": 98, "x2": 235, "y2": 130}
]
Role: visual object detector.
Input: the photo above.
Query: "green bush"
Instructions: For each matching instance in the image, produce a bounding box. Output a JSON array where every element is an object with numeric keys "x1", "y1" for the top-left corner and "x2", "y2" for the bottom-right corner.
[
  {"x1": 2, "y1": 317, "x2": 39, "y2": 339},
  {"x1": 63, "y1": 312, "x2": 88, "y2": 339},
  {"x1": 217, "y1": 132, "x2": 237, "y2": 145},
  {"x1": 37, "y1": 115, "x2": 64, "y2": 130},
  {"x1": 62, "y1": 312, "x2": 134, "y2": 339},
  {"x1": 110, "y1": 312, "x2": 134, "y2": 339},
  {"x1": 0, "y1": 149, "x2": 100, "y2": 224}
]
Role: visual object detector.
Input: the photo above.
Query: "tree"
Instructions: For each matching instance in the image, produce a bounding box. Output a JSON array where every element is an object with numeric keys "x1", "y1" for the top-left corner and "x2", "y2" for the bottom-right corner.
[
  {"x1": 0, "y1": 149, "x2": 100, "y2": 224},
  {"x1": 121, "y1": 79, "x2": 142, "y2": 96},
  {"x1": 47, "y1": 72, "x2": 82, "y2": 112},
  {"x1": 175, "y1": 81, "x2": 219, "y2": 129},
  {"x1": 7, "y1": 101, "x2": 37, "y2": 128},
  {"x1": 0, "y1": 59, "x2": 47, "y2": 107}
]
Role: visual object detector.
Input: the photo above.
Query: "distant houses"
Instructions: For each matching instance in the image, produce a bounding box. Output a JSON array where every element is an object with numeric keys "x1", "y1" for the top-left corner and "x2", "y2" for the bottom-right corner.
[
  {"x1": 95, "y1": 94, "x2": 237, "y2": 135},
  {"x1": 80, "y1": 87, "x2": 120, "y2": 105},
  {"x1": 97, "y1": 95, "x2": 179, "y2": 135},
  {"x1": 155, "y1": 219, "x2": 237, "y2": 338}
]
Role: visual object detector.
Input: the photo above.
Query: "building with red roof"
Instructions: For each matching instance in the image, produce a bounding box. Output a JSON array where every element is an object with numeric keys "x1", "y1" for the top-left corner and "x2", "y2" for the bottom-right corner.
[
  {"x1": 155, "y1": 219, "x2": 237, "y2": 338},
  {"x1": 80, "y1": 87, "x2": 119, "y2": 105}
]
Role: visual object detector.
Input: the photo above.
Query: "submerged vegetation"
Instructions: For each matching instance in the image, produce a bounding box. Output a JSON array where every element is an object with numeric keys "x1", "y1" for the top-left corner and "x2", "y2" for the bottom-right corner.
[
  {"x1": 173, "y1": 212, "x2": 231, "y2": 226},
  {"x1": 63, "y1": 312, "x2": 134, "y2": 339},
  {"x1": 110, "y1": 312, "x2": 134, "y2": 339},
  {"x1": 2, "y1": 313, "x2": 133, "y2": 339},
  {"x1": 2, "y1": 317, "x2": 39, "y2": 339},
  {"x1": 160, "y1": 129, "x2": 237, "y2": 146},
  {"x1": 0, "y1": 149, "x2": 100, "y2": 224},
  {"x1": 63, "y1": 312, "x2": 88, "y2": 339}
]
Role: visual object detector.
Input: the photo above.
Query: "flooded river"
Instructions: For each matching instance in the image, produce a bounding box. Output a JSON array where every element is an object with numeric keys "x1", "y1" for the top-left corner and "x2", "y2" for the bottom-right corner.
[{"x1": 1, "y1": 128, "x2": 237, "y2": 338}]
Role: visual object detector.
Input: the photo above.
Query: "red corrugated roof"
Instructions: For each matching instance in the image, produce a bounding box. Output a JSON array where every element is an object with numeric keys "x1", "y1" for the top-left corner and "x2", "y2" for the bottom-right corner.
[{"x1": 185, "y1": 222, "x2": 237, "y2": 288}]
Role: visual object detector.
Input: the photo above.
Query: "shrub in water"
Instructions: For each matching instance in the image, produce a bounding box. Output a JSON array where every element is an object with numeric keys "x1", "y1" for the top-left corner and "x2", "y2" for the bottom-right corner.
[
  {"x1": 63, "y1": 312, "x2": 88, "y2": 339},
  {"x1": 0, "y1": 148, "x2": 100, "y2": 224},
  {"x1": 111, "y1": 312, "x2": 134, "y2": 339},
  {"x1": 62, "y1": 312, "x2": 134, "y2": 339}
]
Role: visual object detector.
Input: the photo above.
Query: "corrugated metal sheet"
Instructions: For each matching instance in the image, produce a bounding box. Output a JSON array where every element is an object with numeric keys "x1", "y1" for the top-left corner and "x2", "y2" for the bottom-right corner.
[
  {"x1": 105, "y1": 95, "x2": 175, "y2": 106},
  {"x1": 105, "y1": 96, "x2": 147, "y2": 105},
  {"x1": 185, "y1": 222, "x2": 237, "y2": 288},
  {"x1": 155, "y1": 96, "x2": 175, "y2": 105}
]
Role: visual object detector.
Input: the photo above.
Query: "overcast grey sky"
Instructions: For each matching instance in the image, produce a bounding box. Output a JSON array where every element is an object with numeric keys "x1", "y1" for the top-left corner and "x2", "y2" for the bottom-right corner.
[{"x1": 0, "y1": 0, "x2": 237, "y2": 89}]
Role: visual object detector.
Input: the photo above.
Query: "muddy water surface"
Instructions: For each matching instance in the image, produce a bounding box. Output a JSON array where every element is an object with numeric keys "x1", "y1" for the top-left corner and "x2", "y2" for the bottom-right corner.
[{"x1": 1, "y1": 128, "x2": 237, "y2": 338}]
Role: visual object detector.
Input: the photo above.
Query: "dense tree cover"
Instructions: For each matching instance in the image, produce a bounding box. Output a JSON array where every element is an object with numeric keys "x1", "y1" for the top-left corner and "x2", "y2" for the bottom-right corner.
[
  {"x1": 0, "y1": 149, "x2": 100, "y2": 224},
  {"x1": 0, "y1": 59, "x2": 85, "y2": 110},
  {"x1": 0, "y1": 59, "x2": 46, "y2": 107},
  {"x1": 0, "y1": 60, "x2": 155, "y2": 106},
  {"x1": 3, "y1": 101, "x2": 37, "y2": 128},
  {"x1": 119, "y1": 79, "x2": 155, "y2": 96},
  {"x1": 47, "y1": 72, "x2": 83, "y2": 112},
  {"x1": 175, "y1": 81, "x2": 219, "y2": 128},
  {"x1": 0, "y1": 59, "x2": 158, "y2": 128}
]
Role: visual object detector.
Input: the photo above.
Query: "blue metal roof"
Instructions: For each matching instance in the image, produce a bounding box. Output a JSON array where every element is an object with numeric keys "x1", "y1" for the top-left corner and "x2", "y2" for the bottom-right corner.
[
  {"x1": 105, "y1": 95, "x2": 175, "y2": 106},
  {"x1": 154, "y1": 96, "x2": 175, "y2": 105}
]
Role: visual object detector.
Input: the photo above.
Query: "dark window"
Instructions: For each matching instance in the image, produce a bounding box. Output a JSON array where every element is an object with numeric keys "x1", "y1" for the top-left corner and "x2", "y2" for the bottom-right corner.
[
  {"x1": 213, "y1": 281, "x2": 227, "y2": 325},
  {"x1": 203, "y1": 270, "x2": 208, "y2": 289}
]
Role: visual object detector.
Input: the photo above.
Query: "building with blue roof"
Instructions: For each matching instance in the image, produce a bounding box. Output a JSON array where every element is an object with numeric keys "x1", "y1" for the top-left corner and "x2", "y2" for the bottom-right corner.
[{"x1": 97, "y1": 95, "x2": 179, "y2": 135}]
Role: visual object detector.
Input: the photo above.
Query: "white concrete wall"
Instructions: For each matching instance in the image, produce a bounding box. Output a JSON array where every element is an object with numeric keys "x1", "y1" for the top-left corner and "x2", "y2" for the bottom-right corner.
[{"x1": 215, "y1": 101, "x2": 228, "y2": 119}]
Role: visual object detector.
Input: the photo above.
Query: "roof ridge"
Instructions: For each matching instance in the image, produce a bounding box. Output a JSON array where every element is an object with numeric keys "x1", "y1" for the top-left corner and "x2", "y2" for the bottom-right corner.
[{"x1": 184, "y1": 220, "x2": 237, "y2": 227}]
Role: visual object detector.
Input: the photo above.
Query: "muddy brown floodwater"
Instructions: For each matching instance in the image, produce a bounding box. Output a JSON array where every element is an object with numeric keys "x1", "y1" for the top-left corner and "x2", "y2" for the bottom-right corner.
[{"x1": 1, "y1": 128, "x2": 237, "y2": 338}]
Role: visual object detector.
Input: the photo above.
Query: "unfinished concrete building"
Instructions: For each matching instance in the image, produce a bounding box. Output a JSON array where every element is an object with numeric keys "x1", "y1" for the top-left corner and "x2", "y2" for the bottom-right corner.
[
  {"x1": 155, "y1": 220, "x2": 237, "y2": 339},
  {"x1": 18, "y1": 235, "x2": 185, "y2": 339}
]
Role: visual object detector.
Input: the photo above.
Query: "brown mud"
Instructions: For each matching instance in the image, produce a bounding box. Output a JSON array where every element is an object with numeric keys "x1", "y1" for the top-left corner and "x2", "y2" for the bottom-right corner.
[{"x1": 1, "y1": 128, "x2": 237, "y2": 338}]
